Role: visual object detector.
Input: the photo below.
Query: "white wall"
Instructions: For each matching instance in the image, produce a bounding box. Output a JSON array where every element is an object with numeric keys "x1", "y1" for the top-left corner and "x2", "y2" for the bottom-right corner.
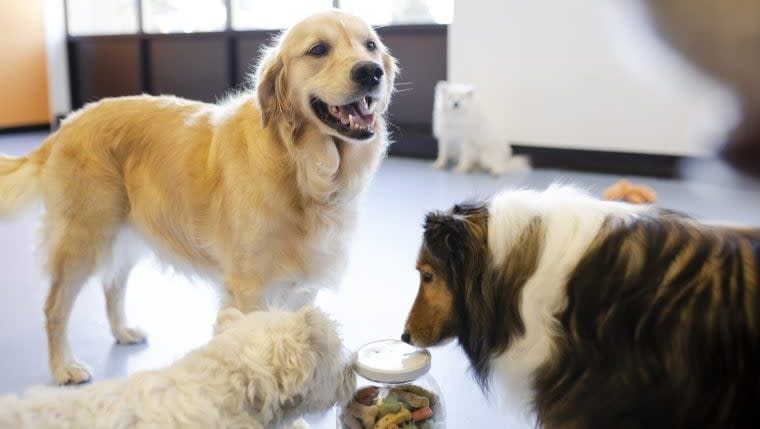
[
  {"x1": 43, "y1": 0, "x2": 71, "y2": 123},
  {"x1": 449, "y1": 0, "x2": 736, "y2": 156}
]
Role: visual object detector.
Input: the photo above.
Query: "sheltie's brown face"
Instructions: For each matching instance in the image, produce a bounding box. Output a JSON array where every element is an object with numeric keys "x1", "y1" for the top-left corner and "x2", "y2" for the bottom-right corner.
[
  {"x1": 403, "y1": 244, "x2": 457, "y2": 347},
  {"x1": 402, "y1": 203, "x2": 490, "y2": 348},
  {"x1": 401, "y1": 200, "x2": 543, "y2": 389}
]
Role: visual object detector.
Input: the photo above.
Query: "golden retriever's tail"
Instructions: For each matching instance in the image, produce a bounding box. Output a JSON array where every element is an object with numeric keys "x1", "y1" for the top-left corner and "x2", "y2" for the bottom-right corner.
[{"x1": 0, "y1": 135, "x2": 53, "y2": 218}]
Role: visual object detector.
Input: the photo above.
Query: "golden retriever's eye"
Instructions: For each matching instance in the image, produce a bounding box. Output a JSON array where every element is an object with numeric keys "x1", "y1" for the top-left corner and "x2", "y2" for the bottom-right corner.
[
  {"x1": 366, "y1": 40, "x2": 377, "y2": 52},
  {"x1": 421, "y1": 272, "x2": 434, "y2": 283},
  {"x1": 307, "y1": 43, "x2": 329, "y2": 57}
]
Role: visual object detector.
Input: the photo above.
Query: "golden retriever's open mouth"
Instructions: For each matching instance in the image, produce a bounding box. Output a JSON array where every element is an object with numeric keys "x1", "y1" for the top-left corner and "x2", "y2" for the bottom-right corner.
[{"x1": 311, "y1": 96, "x2": 376, "y2": 140}]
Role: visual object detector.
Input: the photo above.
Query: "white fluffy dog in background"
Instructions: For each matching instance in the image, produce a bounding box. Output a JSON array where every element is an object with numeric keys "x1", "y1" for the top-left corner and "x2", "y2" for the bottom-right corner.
[
  {"x1": 0, "y1": 307, "x2": 355, "y2": 429},
  {"x1": 432, "y1": 81, "x2": 528, "y2": 175}
]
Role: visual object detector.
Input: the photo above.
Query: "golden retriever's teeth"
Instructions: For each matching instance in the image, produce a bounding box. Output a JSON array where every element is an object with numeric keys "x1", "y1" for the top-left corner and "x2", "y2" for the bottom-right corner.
[{"x1": 357, "y1": 97, "x2": 371, "y2": 115}]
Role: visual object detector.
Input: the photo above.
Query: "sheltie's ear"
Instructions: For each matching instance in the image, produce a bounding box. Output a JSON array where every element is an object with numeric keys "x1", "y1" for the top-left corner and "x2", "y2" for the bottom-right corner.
[{"x1": 423, "y1": 211, "x2": 466, "y2": 262}]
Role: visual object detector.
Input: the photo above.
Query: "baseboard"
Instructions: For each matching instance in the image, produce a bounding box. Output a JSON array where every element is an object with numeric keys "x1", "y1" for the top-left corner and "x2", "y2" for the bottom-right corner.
[
  {"x1": 0, "y1": 123, "x2": 51, "y2": 135},
  {"x1": 512, "y1": 145, "x2": 694, "y2": 178},
  {"x1": 386, "y1": 126, "x2": 696, "y2": 178}
]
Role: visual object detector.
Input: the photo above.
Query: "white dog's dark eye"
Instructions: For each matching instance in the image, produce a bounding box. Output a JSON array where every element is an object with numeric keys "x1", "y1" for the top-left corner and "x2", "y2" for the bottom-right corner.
[
  {"x1": 366, "y1": 40, "x2": 376, "y2": 51},
  {"x1": 307, "y1": 43, "x2": 329, "y2": 57}
]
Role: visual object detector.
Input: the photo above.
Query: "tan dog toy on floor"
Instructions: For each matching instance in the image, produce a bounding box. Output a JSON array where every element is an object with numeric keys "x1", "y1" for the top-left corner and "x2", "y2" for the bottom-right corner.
[{"x1": 602, "y1": 179, "x2": 657, "y2": 204}]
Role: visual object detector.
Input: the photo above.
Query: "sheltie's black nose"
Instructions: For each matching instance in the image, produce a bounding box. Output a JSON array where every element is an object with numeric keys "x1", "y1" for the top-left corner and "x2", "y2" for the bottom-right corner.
[{"x1": 401, "y1": 333, "x2": 411, "y2": 344}]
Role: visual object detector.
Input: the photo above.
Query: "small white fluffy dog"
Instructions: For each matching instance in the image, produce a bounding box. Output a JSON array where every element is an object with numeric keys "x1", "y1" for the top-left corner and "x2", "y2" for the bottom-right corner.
[
  {"x1": 0, "y1": 10, "x2": 396, "y2": 385},
  {"x1": 432, "y1": 81, "x2": 527, "y2": 175},
  {"x1": 0, "y1": 307, "x2": 355, "y2": 429}
]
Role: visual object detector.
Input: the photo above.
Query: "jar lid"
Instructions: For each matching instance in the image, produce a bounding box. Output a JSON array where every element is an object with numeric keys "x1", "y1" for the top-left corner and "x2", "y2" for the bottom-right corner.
[{"x1": 354, "y1": 339, "x2": 432, "y2": 384}]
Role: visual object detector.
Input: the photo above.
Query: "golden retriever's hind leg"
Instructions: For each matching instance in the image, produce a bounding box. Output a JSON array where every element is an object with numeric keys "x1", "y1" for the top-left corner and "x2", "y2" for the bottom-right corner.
[
  {"x1": 45, "y1": 271, "x2": 92, "y2": 385},
  {"x1": 44, "y1": 224, "x2": 101, "y2": 385},
  {"x1": 103, "y1": 264, "x2": 146, "y2": 345}
]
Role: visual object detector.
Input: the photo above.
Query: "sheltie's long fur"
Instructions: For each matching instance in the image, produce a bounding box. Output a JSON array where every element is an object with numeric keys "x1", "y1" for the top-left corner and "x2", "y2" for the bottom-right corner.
[{"x1": 403, "y1": 186, "x2": 760, "y2": 428}]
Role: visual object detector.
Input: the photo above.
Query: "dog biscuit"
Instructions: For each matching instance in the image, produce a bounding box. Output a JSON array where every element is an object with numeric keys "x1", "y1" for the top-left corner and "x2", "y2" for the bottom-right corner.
[
  {"x1": 373, "y1": 407, "x2": 412, "y2": 429},
  {"x1": 390, "y1": 389, "x2": 429, "y2": 409}
]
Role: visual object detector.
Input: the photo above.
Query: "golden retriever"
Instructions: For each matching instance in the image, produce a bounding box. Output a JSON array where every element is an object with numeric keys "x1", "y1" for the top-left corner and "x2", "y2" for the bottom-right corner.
[{"x1": 0, "y1": 10, "x2": 396, "y2": 385}]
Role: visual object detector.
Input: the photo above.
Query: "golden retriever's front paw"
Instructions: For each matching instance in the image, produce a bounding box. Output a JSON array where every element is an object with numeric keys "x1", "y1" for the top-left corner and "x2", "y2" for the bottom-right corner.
[
  {"x1": 53, "y1": 360, "x2": 92, "y2": 385},
  {"x1": 432, "y1": 159, "x2": 447, "y2": 169},
  {"x1": 113, "y1": 327, "x2": 147, "y2": 345}
]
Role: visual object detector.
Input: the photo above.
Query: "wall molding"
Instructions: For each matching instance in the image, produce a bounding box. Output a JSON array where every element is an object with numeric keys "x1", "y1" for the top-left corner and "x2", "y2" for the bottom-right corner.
[
  {"x1": 0, "y1": 124, "x2": 51, "y2": 135},
  {"x1": 511, "y1": 145, "x2": 694, "y2": 178}
]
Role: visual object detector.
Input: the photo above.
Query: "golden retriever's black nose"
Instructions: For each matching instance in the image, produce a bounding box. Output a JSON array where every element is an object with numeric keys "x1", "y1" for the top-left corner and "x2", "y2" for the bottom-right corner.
[
  {"x1": 351, "y1": 61, "x2": 383, "y2": 89},
  {"x1": 401, "y1": 333, "x2": 411, "y2": 344}
]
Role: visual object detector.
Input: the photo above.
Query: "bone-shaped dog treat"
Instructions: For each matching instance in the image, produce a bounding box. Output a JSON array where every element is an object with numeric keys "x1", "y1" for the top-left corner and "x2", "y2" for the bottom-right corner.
[
  {"x1": 397, "y1": 385, "x2": 439, "y2": 408},
  {"x1": 373, "y1": 407, "x2": 413, "y2": 429},
  {"x1": 346, "y1": 400, "x2": 379, "y2": 428},
  {"x1": 342, "y1": 412, "x2": 365, "y2": 429},
  {"x1": 390, "y1": 389, "x2": 430, "y2": 409},
  {"x1": 377, "y1": 399, "x2": 402, "y2": 416}
]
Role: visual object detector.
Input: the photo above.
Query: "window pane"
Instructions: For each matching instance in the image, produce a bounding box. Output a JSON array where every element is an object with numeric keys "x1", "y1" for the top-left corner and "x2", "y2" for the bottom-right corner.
[
  {"x1": 339, "y1": 0, "x2": 453, "y2": 25},
  {"x1": 232, "y1": 0, "x2": 334, "y2": 30},
  {"x1": 142, "y1": 0, "x2": 227, "y2": 33},
  {"x1": 67, "y1": 0, "x2": 139, "y2": 35}
]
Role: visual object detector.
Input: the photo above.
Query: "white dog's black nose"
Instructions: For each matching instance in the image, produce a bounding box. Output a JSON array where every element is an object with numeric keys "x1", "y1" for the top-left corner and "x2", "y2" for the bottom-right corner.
[{"x1": 351, "y1": 61, "x2": 384, "y2": 89}]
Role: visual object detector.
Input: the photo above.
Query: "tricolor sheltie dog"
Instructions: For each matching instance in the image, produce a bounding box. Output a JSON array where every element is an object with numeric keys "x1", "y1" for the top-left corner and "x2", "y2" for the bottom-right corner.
[{"x1": 402, "y1": 185, "x2": 760, "y2": 428}]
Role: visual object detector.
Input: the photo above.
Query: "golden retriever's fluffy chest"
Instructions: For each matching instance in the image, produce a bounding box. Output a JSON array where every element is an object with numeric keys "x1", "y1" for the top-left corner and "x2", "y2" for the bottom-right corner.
[
  {"x1": 279, "y1": 200, "x2": 355, "y2": 269},
  {"x1": 290, "y1": 200, "x2": 357, "y2": 281}
]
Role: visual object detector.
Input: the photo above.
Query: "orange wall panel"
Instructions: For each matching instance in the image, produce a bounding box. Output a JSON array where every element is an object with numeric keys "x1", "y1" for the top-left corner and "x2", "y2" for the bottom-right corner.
[{"x1": 0, "y1": 0, "x2": 50, "y2": 127}]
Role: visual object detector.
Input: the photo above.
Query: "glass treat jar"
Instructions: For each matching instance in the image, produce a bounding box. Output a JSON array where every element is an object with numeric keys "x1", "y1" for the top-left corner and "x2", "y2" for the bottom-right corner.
[{"x1": 337, "y1": 340, "x2": 445, "y2": 429}]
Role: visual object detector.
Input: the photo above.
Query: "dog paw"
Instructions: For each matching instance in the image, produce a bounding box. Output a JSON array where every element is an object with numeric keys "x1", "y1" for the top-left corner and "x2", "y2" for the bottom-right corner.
[
  {"x1": 53, "y1": 360, "x2": 92, "y2": 385},
  {"x1": 453, "y1": 165, "x2": 472, "y2": 174},
  {"x1": 113, "y1": 327, "x2": 148, "y2": 345},
  {"x1": 287, "y1": 418, "x2": 311, "y2": 429},
  {"x1": 432, "y1": 160, "x2": 446, "y2": 169},
  {"x1": 488, "y1": 166, "x2": 507, "y2": 176}
]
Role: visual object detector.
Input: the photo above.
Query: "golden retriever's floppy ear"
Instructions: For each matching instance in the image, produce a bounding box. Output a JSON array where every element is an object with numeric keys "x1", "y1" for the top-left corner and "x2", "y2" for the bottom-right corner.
[
  {"x1": 254, "y1": 44, "x2": 290, "y2": 128},
  {"x1": 214, "y1": 307, "x2": 245, "y2": 335}
]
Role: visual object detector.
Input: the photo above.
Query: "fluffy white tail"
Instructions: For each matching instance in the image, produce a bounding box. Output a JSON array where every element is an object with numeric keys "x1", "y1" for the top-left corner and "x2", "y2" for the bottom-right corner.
[{"x1": 0, "y1": 155, "x2": 41, "y2": 218}]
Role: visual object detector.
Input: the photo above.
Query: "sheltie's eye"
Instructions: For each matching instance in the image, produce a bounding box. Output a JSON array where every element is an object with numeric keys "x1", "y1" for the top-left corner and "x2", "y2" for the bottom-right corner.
[{"x1": 421, "y1": 272, "x2": 434, "y2": 283}]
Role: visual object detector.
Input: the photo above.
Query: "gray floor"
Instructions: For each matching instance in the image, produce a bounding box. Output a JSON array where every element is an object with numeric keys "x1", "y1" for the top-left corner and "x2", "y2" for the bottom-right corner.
[{"x1": 1, "y1": 132, "x2": 759, "y2": 427}]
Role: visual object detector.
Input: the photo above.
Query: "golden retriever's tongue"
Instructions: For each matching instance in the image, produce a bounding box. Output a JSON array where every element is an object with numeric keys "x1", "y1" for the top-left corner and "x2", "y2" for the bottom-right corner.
[{"x1": 329, "y1": 99, "x2": 374, "y2": 129}]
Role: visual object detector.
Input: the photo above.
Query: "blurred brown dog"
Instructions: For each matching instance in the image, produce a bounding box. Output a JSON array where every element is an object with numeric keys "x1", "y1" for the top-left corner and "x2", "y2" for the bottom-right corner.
[{"x1": 639, "y1": 0, "x2": 760, "y2": 176}]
